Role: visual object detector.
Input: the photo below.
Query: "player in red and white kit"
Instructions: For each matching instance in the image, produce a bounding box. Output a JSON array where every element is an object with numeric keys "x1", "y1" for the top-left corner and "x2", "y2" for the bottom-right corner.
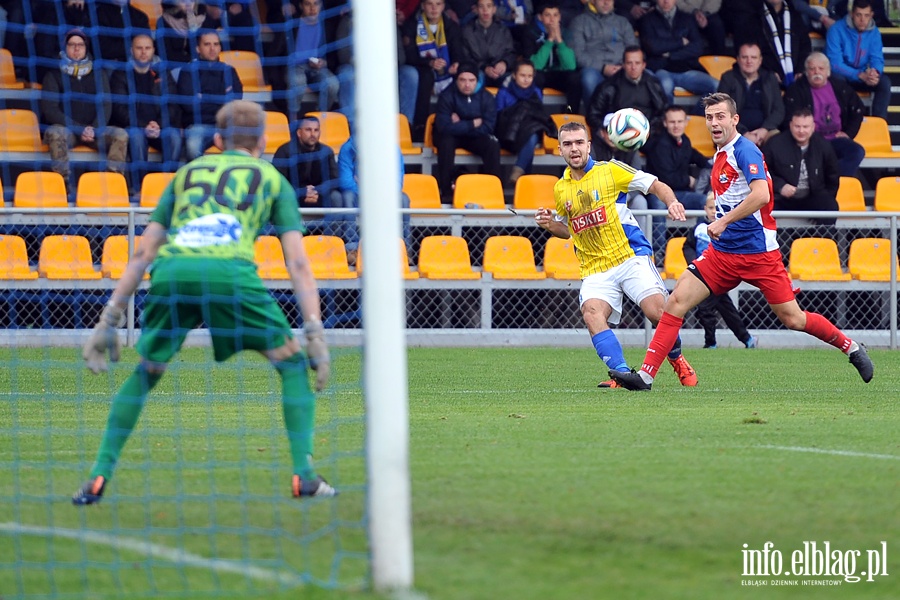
[{"x1": 610, "y1": 93, "x2": 874, "y2": 390}]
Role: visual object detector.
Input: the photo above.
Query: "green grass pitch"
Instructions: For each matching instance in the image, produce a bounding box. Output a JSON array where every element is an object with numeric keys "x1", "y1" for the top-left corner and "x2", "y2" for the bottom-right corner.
[{"x1": 1, "y1": 345, "x2": 898, "y2": 600}]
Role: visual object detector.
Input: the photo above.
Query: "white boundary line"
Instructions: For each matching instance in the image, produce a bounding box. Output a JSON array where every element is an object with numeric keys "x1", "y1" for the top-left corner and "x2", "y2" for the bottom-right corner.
[
  {"x1": 0, "y1": 522, "x2": 304, "y2": 586},
  {"x1": 759, "y1": 445, "x2": 900, "y2": 460}
]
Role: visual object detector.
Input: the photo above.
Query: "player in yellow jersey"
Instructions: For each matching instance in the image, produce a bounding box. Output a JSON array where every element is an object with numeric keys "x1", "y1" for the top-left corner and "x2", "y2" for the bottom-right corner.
[
  {"x1": 535, "y1": 120, "x2": 698, "y2": 388},
  {"x1": 74, "y1": 100, "x2": 336, "y2": 504}
]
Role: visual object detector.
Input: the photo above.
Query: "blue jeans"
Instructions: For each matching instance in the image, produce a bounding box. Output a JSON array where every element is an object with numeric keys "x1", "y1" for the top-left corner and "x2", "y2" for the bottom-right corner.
[
  {"x1": 398, "y1": 65, "x2": 418, "y2": 125},
  {"x1": 654, "y1": 69, "x2": 718, "y2": 103},
  {"x1": 580, "y1": 67, "x2": 605, "y2": 112},
  {"x1": 834, "y1": 71, "x2": 891, "y2": 119},
  {"x1": 829, "y1": 136, "x2": 866, "y2": 177},
  {"x1": 127, "y1": 126, "x2": 182, "y2": 174},
  {"x1": 515, "y1": 133, "x2": 540, "y2": 171},
  {"x1": 288, "y1": 63, "x2": 341, "y2": 117},
  {"x1": 184, "y1": 124, "x2": 218, "y2": 161}
]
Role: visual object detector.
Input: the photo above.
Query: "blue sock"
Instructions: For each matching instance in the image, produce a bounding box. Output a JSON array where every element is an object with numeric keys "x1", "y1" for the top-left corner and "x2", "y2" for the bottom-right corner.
[
  {"x1": 591, "y1": 330, "x2": 629, "y2": 372},
  {"x1": 667, "y1": 334, "x2": 683, "y2": 361}
]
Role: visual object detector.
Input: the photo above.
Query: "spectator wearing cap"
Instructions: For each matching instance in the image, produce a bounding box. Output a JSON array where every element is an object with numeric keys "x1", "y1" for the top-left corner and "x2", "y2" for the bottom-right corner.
[
  {"x1": 433, "y1": 62, "x2": 501, "y2": 201},
  {"x1": 40, "y1": 29, "x2": 129, "y2": 185}
]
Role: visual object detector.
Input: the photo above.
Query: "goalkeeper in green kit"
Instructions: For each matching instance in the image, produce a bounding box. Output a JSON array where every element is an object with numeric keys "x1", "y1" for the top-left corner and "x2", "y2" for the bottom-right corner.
[{"x1": 74, "y1": 100, "x2": 336, "y2": 505}]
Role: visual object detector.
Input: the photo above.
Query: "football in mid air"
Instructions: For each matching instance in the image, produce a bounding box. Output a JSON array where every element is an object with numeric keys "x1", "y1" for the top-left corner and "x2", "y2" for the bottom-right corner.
[{"x1": 606, "y1": 108, "x2": 650, "y2": 152}]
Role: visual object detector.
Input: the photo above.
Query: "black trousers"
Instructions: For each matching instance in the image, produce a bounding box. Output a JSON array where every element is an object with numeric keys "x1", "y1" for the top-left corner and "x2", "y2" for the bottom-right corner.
[
  {"x1": 534, "y1": 70, "x2": 582, "y2": 114},
  {"x1": 695, "y1": 293, "x2": 751, "y2": 347},
  {"x1": 434, "y1": 132, "x2": 502, "y2": 199}
]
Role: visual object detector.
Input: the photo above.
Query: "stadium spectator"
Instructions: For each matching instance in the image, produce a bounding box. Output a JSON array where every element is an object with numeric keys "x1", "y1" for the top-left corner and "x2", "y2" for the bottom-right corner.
[
  {"x1": 433, "y1": 63, "x2": 501, "y2": 201},
  {"x1": 534, "y1": 120, "x2": 698, "y2": 389},
  {"x1": 495, "y1": 60, "x2": 555, "y2": 185},
  {"x1": 521, "y1": 2, "x2": 582, "y2": 114},
  {"x1": 792, "y1": 0, "x2": 835, "y2": 31},
  {"x1": 496, "y1": 0, "x2": 531, "y2": 31},
  {"x1": 744, "y1": 0, "x2": 811, "y2": 89},
  {"x1": 200, "y1": 1, "x2": 261, "y2": 53},
  {"x1": 639, "y1": 0, "x2": 718, "y2": 104},
  {"x1": 402, "y1": 0, "x2": 463, "y2": 140},
  {"x1": 157, "y1": 0, "x2": 206, "y2": 75},
  {"x1": 287, "y1": 0, "x2": 340, "y2": 117},
  {"x1": 570, "y1": 0, "x2": 636, "y2": 110},
  {"x1": 176, "y1": 30, "x2": 244, "y2": 160},
  {"x1": 676, "y1": 0, "x2": 726, "y2": 55},
  {"x1": 615, "y1": 0, "x2": 652, "y2": 25},
  {"x1": 398, "y1": 25, "x2": 421, "y2": 128},
  {"x1": 825, "y1": 0, "x2": 891, "y2": 119},
  {"x1": 40, "y1": 29, "x2": 129, "y2": 184},
  {"x1": 31, "y1": 0, "x2": 92, "y2": 83},
  {"x1": 461, "y1": 0, "x2": 517, "y2": 88},
  {"x1": 829, "y1": 0, "x2": 892, "y2": 28},
  {"x1": 94, "y1": 0, "x2": 152, "y2": 63},
  {"x1": 109, "y1": 34, "x2": 183, "y2": 185},
  {"x1": 763, "y1": 107, "x2": 841, "y2": 226},
  {"x1": 74, "y1": 99, "x2": 336, "y2": 506},
  {"x1": 783, "y1": 52, "x2": 865, "y2": 177},
  {"x1": 336, "y1": 135, "x2": 412, "y2": 266},
  {"x1": 716, "y1": 42, "x2": 784, "y2": 147},
  {"x1": 586, "y1": 45, "x2": 667, "y2": 140},
  {"x1": 609, "y1": 92, "x2": 874, "y2": 391},
  {"x1": 642, "y1": 105, "x2": 708, "y2": 258},
  {"x1": 682, "y1": 192, "x2": 758, "y2": 349}
]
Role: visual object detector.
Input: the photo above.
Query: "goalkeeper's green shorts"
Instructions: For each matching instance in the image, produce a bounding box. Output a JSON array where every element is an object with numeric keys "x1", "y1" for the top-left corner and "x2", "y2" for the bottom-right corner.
[{"x1": 137, "y1": 257, "x2": 294, "y2": 364}]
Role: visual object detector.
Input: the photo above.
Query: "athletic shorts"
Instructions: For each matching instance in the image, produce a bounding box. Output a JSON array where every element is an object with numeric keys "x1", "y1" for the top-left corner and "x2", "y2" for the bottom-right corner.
[
  {"x1": 137, "y1": 257, "x2": 294, "y2": 364},
  {"x1": 579, "y1": 254, "x2": 667, "y2": 325},
  {"x1": 687, "y1": 246, "x2": 795, "y2": 305}
]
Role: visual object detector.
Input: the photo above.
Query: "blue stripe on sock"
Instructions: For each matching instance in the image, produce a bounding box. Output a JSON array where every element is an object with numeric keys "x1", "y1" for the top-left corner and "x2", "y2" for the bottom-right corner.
[
  {"x1": 667, "y1": 334, "x2": 683, "y2": 360},
  {"x1": 591, "y1": 329, "x2": 629, "y2": 372}
]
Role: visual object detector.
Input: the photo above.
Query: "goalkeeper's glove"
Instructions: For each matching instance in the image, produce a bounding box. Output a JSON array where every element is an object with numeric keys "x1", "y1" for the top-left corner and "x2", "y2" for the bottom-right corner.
[
  {"x1": 82, "y1": 303, "x2": 124, "y2": 374},
  {"x1": 305, "y1": 318, "x2": 330, "y2": 392}
]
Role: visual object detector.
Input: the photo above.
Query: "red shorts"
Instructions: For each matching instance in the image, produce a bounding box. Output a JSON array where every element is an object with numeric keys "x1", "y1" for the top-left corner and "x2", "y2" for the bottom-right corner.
[{"x1": 688, "y1": 246, "x2": 795, "y2": 305}]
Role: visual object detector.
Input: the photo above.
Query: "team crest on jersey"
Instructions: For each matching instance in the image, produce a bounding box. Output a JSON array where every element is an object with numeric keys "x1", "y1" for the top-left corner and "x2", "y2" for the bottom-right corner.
[
  {"x1": 571, "y1": 206, "x2": 608, "y2": 233},
  {"x1": 565, "y1": 200, "x2": 573, "y2": 213},
  {"x1": 718, "y1": 172, "x2": 729, "y2": 183},
  {"x1": 592, "y1": 189, "x2": 600, "y2": 203},
  {"x1": 174, "y1": 214, "x2": 242, "y2": 247},
  {"x1": 749, "y1": 164, "x2": 759, "y2": 174}
]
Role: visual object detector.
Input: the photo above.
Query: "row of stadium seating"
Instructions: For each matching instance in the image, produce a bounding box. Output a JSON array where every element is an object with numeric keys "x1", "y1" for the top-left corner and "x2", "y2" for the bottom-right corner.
[
  {"x1": 1, "y1": 168, "x2": 896, "y2": 213},
  {"x1": 2, "y1": 232, "x2": 896, "y2": 283}
]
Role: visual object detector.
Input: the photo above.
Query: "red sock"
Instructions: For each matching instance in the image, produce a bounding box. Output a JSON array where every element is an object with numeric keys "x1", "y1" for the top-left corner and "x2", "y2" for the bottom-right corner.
[
  {"x1": 641, "y1": 312, "x2": 684, "y2": 377},
  {"x1": 803, "y1": 311, "x2": 852, "y2": 352}
]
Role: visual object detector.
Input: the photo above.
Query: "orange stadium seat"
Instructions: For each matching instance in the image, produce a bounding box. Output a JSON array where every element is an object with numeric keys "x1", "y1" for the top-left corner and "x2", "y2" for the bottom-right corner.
[
  {"x1": 403, "y1": 173, "x2": 442, "y2": 210},
  {"x1": 75, "y1": 172, "x2": 130, "y2": 209},
  {"x1": 101, "y1": 236, "x2": 147, "y2": 279},
  {"x1": 14, "y1": 171, "x2": 68, "y2": 208},
  {"x1": 302, "y1": 235, "x2": 357, "y2": 279},
  {"x1": 483, "y1": 235, "x2": 546, "y2": 280},
  {"x1": 848, "y1": 238, "x2": 899, "y2": 281},
  {"x1": 663, "y1": 237, "x2": 688, "y2": 279},
  {"x1": 219, "y1": 51, "x2": 272, "y2": 93},
  {"x1": 543, "y1": 237, "x2": 580, "y2": 279},
  {"x1": 264, "y1": 110, "x2": 291, "y2": 154},
  {"x1": 417, "y1": 236, "x2": 480, "y2": 280},
  {"x1": 0, "y1": 49, "x2": 24, "y2": 90},
  {"x1": 0, "y1": 109, "x2": 44, "y2": 152},
  {"x1": 254, "y1": 235, "x2": 290, "y2": 280},
  {"x1": 545, "y1": 113, "x2": 588, "y2": 155},
  {"x1": 38, "y1": 235, "x2": 102, "y2": 280},
  {"x1": 131, "y1": 0, "x2": 162, "y2": 29},
  {"x1": 513, "y1": 174, "x2": 557, "y2": 210},
  {"x1": 305, "y1": 111, "x2": 350, "y2": 152},
  {"x1": 453, "y1": 174, "x2": 506, "y2": 210},
  {"x1": 139, "y1": 172, "x2": 176, "y2": 208},
  {"x1": 398, "y1": 114, "x2": 422, "y2": 156},
  {"x1": 698, "y1": 55, "x2": 736, "y2": 80},
  {"x1": 836, "y1": 176, "x2": 866, "y2": 212},
  {"x1": 788, "y1": 238, "x2": 851, "y2": 281},
  {"x1": 356, "y1": 240, "x2": 419, "y2": 280},
  {"x1": 684, "y1": 116, "x2": 715, "y2": 158},
  {"x1": 874, "y1": 176, "x2": 900, "y2": 212},
  {"x1": 855, "y1": 117, "x2": 900, "y2": 159},
  {"x1": 0, "y1": 235, "x2": 38, "y2": 280}
]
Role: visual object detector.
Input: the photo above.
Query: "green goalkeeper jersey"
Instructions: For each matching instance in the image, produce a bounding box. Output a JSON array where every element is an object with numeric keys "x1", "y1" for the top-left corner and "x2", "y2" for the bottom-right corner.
[{"x1": 151, "y1": 150, "x2": 303, "y2": 264}]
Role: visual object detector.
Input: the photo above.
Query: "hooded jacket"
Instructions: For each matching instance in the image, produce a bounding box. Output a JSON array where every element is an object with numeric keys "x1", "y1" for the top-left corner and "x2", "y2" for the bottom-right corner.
[{"x1": 825, "y1": 13, "x2": 885, "y2": 80}]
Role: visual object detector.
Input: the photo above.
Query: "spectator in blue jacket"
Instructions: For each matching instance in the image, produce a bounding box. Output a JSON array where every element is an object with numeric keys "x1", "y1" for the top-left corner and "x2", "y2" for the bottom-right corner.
[
  {"x1": 825, "y1": 0, "x2": 891, "y2": 119},
  {"x1": 433, "y1": 63, "x2": 501, "y2": 200},
  {"x1": 336, "y1": 135, "x2": 411, "y2": 266},
  {"x1": 176, "y1": 30, "x2": 243, "y2": 159}
]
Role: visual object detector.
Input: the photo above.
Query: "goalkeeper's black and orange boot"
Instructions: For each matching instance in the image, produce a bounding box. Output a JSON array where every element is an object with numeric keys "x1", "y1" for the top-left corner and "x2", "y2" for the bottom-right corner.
[
  {"x1": 292, "y1": 475, "x2": 338, "y2": 498},
  {"x1": 598, "y1": 379, "x2": 622, "y2": 389},
  {"x1": 72, "y1": 476, "x2": 106, "y2": 506},
  {"x1": 668, "y1": 355, "x2": 698, "y2": 387}
]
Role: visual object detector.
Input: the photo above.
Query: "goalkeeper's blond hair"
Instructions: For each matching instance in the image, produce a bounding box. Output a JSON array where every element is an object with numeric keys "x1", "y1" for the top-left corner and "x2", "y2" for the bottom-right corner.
[{"x1": 216, "y1": 100, "x2": 265, "y2": 151}]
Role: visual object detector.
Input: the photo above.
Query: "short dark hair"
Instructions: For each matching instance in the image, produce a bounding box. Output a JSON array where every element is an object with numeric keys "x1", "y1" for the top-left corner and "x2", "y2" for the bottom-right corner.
[
  {"x1": 852, "y1": 0, "x2": 873, "y2": 11},
  {"x1": 514, "y1": 59, "x2": 535, "y2": 74},
  {"x1": 702, "y1": 92, "x2": 737, "y2": 116},
  {"x1": 537, "y1": 2, "x2": 560, "y2": 13},
  {"x1": 299, "y1": 115, "x2": 320, "y2": 126},
  {"x1": 558, "y1": 120, "x2": 588, "y2": 137},
  {"x1": 622, "y1": 45, "x2": 644, "y2": 62},
  {"x1": 791, "y1": 107, "x2": 814, "y2": 120},
  {"x1": 664, "y1": 105, "x2": 686, "y2": 117}
]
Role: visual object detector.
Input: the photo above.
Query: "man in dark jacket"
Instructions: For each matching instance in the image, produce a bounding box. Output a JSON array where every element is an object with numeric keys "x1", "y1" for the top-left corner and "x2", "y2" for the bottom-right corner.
[
  {"x1": 109, "y1": 34, "x2": 183, "y2": 182},
  {"x1": 461, "y1": 0, "x2": 517, "y2": 87},
  {"x1": 272, "y1": 115, "x2": 339, "y2": 210},
  {"x1": 717, "y1": 42, "x2": 784, "y2": 147},
  {"x1": 41, "y1": 29, "x2": 129, "y2": 182},
  {"x1": 402, "y1": 0, "x2": 463, "y2": 138},
  {"x1": 763, "y1": 107, "x2": 841, "y2": 225},
  {"x1": 176, "y1": 30, "x2": 244, "y2": 159},
  {"x1": 742, "y1": 0, "x2": 811, "y2": 89},
  {"x1": 783, "y1": 52, "x2": 865, "y2": 177},
  {"x1": 94, "y1": 0, "x2": 152, "y2": 63},
  {"x1": 586, "y1": 46, "x2": 666, "y2": 141},
  {"x1": 433, "y1": 63, "x2": 501, "y2": 200}
]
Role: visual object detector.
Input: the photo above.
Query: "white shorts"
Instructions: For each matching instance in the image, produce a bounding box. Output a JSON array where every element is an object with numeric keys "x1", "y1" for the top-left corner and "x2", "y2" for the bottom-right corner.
[{"x1": 579, "y1": 255, "x2": 667, "y2": 325}]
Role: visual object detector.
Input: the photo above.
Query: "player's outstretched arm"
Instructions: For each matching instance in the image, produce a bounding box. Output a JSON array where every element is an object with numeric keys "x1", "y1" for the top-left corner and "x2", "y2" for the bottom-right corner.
[
  {"x1": 281, "y1": 230, "x2": 330, "y2": 392},
  {"x1": 82, "y1": 222, "x2": 167, "y2": 374},
  {"x1": 534, "y1": 207, "x2": 571, "y2": 239},
  {"x1": 647, "y1": 180, "x2": 686, "y2": 222}
]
